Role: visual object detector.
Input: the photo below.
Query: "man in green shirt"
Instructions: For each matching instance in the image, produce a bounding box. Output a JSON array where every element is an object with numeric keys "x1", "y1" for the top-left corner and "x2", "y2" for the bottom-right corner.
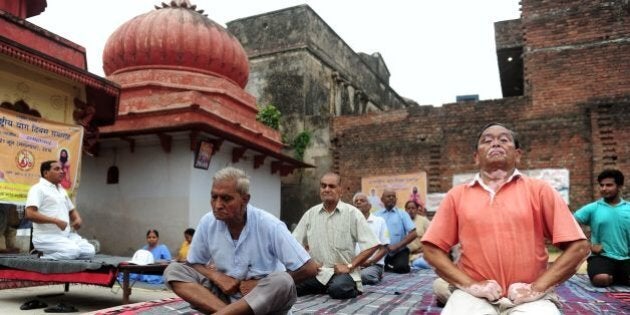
[{"x1": 574, "y1": 169, "x2": 629, "y2": 287}]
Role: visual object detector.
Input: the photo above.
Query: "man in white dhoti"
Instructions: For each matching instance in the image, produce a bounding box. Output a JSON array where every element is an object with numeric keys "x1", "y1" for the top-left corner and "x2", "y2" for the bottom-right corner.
[{"x1": 25, "y1": 160, "x2": 94, "y2": 260}]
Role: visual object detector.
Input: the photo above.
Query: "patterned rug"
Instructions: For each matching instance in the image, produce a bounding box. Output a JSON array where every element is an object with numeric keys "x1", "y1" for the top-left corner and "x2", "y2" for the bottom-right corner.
[
  {"x1": 293, "y1": 269, "x2": 442, "y2": 315},
  {"x1": 556, "y1": 275, "x2": 630, "y2": 314},
  {"x1": 568, "y1": 274, "x2": 630, "y2": 293},
  {"x1": 92, "y1": 270, "x2": 630, "y2": 315}
]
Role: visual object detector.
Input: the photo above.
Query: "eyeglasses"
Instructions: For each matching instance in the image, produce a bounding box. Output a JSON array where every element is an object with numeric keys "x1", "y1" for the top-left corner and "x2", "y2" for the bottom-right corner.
[{"x1": 320, "y1": 183, "x2": 338, "y2": 189}]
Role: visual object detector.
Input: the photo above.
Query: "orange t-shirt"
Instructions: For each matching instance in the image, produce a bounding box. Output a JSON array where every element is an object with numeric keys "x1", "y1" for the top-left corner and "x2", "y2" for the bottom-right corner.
[{"x1": 422, "y1": 174, "x2": 585, "y2": 294}]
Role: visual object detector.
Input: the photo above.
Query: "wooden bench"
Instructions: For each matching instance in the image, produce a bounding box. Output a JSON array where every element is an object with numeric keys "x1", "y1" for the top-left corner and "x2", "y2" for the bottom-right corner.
[{"x1": 117, "y1": 263, "x2": 169, "y2": 304}]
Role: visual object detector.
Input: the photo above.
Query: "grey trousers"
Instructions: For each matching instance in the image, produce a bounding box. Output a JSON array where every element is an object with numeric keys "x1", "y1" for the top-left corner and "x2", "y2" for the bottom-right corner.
[{"x1": 164, "y1": 262, "x2": 296, "y2": 315}]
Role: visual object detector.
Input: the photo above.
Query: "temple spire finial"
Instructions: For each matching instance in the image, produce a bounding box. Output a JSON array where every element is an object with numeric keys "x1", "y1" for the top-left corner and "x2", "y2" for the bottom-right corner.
[
  {"x1": 171, "y1": 0, "x2": 191, "y2": 7},
  {"x1": 155, "y1": 0, "x2": 205, "y2": 15}
]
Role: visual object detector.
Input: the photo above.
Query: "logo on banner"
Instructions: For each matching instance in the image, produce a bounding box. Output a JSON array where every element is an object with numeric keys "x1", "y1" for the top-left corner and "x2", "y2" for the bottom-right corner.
[{"x1": 15, "y1": 149, "x2": 35, "y2": 171}]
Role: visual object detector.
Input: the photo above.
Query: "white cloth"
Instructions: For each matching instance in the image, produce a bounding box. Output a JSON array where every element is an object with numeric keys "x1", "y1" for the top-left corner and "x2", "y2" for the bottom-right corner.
[
  {"x1": 26, "y1": 178, "x2": 94, "y2": 260},
  {"x1": 33, "y1": 231, "x2": 95, "y2": 260},
  {"x1": 355, "y1": 214, "x2": 389, "y2": 265},
  {"x1": 442, "y1": 289, "x2": 560, "y2": 315}
]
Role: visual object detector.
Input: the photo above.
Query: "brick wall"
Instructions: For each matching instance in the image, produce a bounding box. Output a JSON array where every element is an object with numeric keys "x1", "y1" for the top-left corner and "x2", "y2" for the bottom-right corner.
[
  {"x1": 332, "y1": 96, "x2": 600, "y2": 209},
  {"x1": 330, "y1": 0, "x2": 629, "y2": 210},
  {"x1": 495, "y1": 19, "x2": 523, "y2": 50},
  {"x1": 588, "y1": 99, "x2": 630, "y2": 199},
  {"x1": 523, "y1": 0, "x2": 630, "y2": 115}
]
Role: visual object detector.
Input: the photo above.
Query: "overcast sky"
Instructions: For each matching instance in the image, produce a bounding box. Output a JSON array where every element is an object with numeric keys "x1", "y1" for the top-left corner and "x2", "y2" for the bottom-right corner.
[{"x1": 29, "y1": 1, "x2": 520, "y2": 106}]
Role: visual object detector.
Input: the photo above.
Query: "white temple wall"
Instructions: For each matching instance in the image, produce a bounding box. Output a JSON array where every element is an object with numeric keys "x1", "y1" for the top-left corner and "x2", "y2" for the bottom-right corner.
[{"x1": 77, "y1": 138, "x2": 282, "y2": 256}]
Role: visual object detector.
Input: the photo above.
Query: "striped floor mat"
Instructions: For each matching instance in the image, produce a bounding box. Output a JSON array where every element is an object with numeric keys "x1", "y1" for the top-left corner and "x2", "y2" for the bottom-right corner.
[{"x1": 93, "y1": 270, "x2": 629, "y2": 314}]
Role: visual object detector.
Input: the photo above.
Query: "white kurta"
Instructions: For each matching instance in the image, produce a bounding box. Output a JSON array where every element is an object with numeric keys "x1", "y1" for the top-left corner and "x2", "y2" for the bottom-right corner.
[{"x1": 26, "y1": 178, "x2": 94, "y2": 260}]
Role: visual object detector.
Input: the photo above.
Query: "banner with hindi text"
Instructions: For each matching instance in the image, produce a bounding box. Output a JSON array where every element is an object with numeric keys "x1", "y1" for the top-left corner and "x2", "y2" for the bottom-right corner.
[
  {"x1": 0, "y1": 108, "x2": 82, "y2": 204},
  {"x1": 361, "y1": 172, "x2": 427, "y2": 211}
]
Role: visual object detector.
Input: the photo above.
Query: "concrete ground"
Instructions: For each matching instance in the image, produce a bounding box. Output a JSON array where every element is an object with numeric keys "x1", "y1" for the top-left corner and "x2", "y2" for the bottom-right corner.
[{"x1": 0, "y1": 283, "x2": 176, "y2": 314}]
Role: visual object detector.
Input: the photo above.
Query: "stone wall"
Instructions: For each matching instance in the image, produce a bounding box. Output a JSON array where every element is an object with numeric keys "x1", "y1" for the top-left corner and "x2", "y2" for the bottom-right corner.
[
  {"x1": 228, "y1": 5, "x2": 409, "y2": 114},
  {"x1": 227, "y1": 5, "x2": 411, "y2": 226}
]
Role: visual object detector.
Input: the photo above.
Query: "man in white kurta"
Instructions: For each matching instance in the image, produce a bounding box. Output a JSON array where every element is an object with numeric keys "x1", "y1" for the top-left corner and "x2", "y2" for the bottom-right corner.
[
  {"x1": 353, "y1": 192, "x2": 390, "y2": 285},
  {"x1": 25, "y1": 161, "x2": 94, "y2": 260}
]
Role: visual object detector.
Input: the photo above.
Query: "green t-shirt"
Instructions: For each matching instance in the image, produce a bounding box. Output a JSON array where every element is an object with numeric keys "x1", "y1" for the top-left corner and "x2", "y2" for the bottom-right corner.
[{"x1": 574, "y1": 199, "x2": 630, "y2": 260}]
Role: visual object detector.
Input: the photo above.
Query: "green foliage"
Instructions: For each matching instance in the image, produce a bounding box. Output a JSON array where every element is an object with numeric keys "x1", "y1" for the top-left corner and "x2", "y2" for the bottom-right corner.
[
  {"x1": 292, "y1": 131, "x2": 311, "y2": 161},
  {"x1": 256, "y1": 104, "x2": 281, "y2": 130}
]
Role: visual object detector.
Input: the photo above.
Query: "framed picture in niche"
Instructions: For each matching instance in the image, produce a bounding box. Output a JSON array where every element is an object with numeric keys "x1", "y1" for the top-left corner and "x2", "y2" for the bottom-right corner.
[{"x1": 194, "y1": 140, "x2": 213, "y2": 170}]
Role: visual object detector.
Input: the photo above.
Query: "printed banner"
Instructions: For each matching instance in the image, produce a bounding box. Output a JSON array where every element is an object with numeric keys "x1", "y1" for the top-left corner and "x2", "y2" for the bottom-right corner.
[
  {"x1": 425, "y1": 192, "x2": 447, "y2": 213},
  {"x1": 361, "y1": 172, "x2": 427, "y2": 211},
  {"x1": 0, "y1": 108, "x2": 83, "y2": 204},
  {"x1": 452, "y1": 168, "x2": 570, "y2": 204}
]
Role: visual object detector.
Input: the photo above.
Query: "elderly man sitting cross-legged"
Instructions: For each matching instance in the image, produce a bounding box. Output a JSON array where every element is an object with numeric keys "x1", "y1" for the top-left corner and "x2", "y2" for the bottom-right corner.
[
  {"x1": 293, "y1": 172, "x2": 379, "y2": 299},
  {"x1": 164, "y1": 167, "x2": 318, "y2": 315}
]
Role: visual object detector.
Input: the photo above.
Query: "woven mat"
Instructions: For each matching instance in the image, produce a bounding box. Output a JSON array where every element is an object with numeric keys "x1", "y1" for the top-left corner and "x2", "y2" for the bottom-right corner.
[
  {"x1": 92, "y1": 271, "x2": 630, "y2": 315},
  {"x1": 293, "y1": 269, "x2": 442, "y2": 315},
  {"x1": 569, "y1": 274, "x2": 630, "y2": 293}
]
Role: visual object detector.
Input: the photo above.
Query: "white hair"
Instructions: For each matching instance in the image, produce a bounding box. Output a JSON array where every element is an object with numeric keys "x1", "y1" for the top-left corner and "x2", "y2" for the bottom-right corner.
[
  {"x1": 353, "y1": 191, "x2": 368, "y2": 202},
  {"x1": 213, "y1": 167, "x2": 250, "y2": 195}
]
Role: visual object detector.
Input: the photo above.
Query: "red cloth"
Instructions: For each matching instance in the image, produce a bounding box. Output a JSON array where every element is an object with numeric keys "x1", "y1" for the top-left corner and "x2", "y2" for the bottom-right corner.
[{"x1": 0, "y1": 267, "x2": 117, "y2": 287}]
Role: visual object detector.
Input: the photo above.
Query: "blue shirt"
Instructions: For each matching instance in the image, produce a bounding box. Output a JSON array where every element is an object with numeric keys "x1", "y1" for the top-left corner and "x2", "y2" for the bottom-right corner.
[
  {"x1": 574, "y1": 198, "x2": 630, "y2": 260},
  {"x1": 188, "y1": 204, "x2": 310, "y2": 280},
  {"x1": 143, "y1": 244, "x2": 172, "y2": 261},
  {"x1": 375, "y1": 207, "x2": 416, "y2": 253},
  {"x1": 121, "y1": 244, "x2": 172, "y2": 284}
]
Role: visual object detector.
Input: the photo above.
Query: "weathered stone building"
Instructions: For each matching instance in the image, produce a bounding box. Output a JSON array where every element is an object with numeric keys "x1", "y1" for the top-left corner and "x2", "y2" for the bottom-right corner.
[
  {"x1": 230, "y1": 0, "x2": 628, "y2": 225},
  {"x1": 227, "y1": 5, "x2": 411, "y2": 224}
]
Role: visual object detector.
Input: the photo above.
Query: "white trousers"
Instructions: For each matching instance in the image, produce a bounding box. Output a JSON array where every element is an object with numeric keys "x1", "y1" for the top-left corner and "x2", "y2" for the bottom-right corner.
[
  {"x1": 33, "y1": 232, "x2": 95, "y2": 260},
  {"x1": 441, "y1": 289, "x2": 560, "y2": 315}
]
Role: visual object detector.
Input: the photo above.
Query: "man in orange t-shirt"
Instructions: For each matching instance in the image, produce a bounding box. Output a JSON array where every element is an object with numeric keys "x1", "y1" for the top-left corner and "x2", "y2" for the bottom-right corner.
[{"x1": 422, "y1": 123, "x2": 589, "y2": 314}]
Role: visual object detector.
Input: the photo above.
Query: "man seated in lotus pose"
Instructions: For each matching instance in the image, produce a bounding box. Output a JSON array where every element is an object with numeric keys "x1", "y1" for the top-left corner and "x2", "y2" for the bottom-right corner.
[
  {"x1": 293, "y1": 172, "x2": 379, "y2": 299},
  {"x1": 25, "y1": 161, "x2": 94, "y2": 260},
  {"x1": 164, "y1": 167, "x2": 318, "y2": 314},
  {"x1": 353, "y1": 192, "x2": 390, "y2": 285},
  {"x1": 422, "y1": 123, "x2": 589, "y2": 314}
]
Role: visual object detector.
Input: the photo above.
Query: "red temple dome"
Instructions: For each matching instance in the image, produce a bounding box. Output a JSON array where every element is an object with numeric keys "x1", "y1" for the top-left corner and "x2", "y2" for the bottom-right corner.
[{"x1": 102, "y1": 1, "x2": 249, "y2": 87}]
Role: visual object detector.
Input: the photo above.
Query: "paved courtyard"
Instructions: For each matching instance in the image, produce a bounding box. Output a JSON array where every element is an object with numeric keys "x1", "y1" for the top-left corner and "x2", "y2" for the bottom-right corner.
[{"x1": 0, "y1": 283, "x2": 175, "y2": 314}]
